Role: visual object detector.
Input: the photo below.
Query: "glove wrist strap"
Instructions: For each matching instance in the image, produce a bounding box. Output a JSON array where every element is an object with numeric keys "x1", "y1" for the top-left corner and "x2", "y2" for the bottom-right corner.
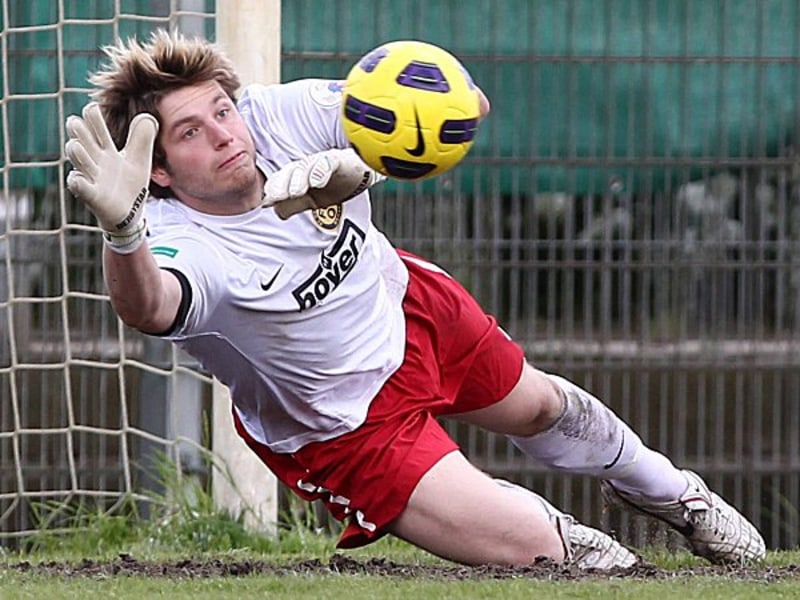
[{"x1": 103, "y1": 219, "x2": 146, "y2": 255}]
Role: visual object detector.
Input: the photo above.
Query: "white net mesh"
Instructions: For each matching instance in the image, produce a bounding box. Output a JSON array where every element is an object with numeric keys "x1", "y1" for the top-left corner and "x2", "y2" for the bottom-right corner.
[{"x1": 1, "y1": 1, "x2": 218, "y2": 545}]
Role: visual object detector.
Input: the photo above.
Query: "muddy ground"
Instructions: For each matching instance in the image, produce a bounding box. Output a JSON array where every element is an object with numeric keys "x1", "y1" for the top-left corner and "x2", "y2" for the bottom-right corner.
[{"x1": 6, "y1": 553, "x2": 800, "y2": 582}]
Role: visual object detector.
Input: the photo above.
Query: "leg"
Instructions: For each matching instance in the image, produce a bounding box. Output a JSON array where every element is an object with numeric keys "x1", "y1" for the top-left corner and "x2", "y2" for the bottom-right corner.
[
  {"x1": 456, "y1": 363, "x2": 766, "y2": 564},
  {"x1": 457, "y1": 363, "x2": 688, "y2": 499},
  {"x1": 386, "y1": 451, "x2": 564, "y2": 565},
  {"x1": 385, "y1": 450, "x2": 637, "y2": 569}
]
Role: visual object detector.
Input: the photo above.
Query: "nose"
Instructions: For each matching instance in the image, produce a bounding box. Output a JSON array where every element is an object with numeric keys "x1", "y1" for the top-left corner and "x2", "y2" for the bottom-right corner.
[{"x1": 208, "y1": 120, "x2": 234, "y2": 147}]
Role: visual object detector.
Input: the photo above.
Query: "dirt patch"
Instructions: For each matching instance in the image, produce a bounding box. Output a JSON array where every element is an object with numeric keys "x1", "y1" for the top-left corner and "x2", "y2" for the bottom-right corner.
[{"x1": 6, "y1": 554, "x2": 800, "y2": 581}]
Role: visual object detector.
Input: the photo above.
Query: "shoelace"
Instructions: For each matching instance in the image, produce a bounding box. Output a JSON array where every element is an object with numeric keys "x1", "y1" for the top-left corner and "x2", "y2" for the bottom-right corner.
[
  {"x1": 570, "y1": 531, "x2": 607, "y2": 568},
  {"x1": 686, "y1": 503, "x2": 741, "y2": 549},
  {"x1": 568, "y1": 525, "x2": 636, "y2": 569}
]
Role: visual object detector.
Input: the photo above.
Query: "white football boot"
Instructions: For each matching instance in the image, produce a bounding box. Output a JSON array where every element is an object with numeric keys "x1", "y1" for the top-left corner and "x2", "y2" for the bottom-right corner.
[
  {"x1": 556, "y1": 513, "x2": 640, "y2": 570},
  {"x1": 494, "y1": 480, "x2": 639, "y2": 570},
  {"x1": 601, "y1": 470, "x2": 766, "y2": 564}
]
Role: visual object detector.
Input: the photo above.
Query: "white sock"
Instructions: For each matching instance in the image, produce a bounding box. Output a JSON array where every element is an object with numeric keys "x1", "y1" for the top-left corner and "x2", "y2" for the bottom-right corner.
[{"x1": 510, "y1": 374, "x2": 688, "y2": 502}]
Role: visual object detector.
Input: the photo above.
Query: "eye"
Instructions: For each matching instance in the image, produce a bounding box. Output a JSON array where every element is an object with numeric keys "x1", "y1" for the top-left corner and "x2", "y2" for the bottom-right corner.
[
  {"x1": 182, "y1": 127, "x2": 199, "y2": 139},
  {"x1": 218, "y1": 107, "x2": 230, "y2": 118}
]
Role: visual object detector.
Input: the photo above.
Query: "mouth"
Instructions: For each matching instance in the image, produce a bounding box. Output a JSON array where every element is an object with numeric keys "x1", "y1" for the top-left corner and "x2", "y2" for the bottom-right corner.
[{"x1": 219, "y1": 151, "x2": 247, "y2": 170}]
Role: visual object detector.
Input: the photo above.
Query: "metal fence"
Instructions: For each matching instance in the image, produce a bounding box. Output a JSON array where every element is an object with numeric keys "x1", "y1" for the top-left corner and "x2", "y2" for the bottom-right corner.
[{"x1": 288, "y1": 0, "x2": 800, "y2": 550}]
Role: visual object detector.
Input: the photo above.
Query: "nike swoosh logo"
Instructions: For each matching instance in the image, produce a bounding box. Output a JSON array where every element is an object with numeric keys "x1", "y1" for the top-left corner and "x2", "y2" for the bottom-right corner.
[
  {"x1": 405, "y1": 108, "x2": 426, "y2": 157},
  {"x1": 260, "y1": 265, "x2": 284, "y2": 291},
  {"x1": 603, "y1": 430, "x2": 625, "y2": 470}
]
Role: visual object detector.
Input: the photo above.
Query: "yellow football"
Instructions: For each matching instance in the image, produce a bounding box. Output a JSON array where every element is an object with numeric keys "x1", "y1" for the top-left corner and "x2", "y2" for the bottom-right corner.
[{"x1": 342, "y1": 40, "x2": 481, "y2": 181}]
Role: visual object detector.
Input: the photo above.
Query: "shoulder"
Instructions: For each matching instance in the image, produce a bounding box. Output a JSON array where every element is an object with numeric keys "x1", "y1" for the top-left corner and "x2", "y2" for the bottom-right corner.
[
  {"x1": 145, "y1": 199, "x2": 224, "y2": 260},
  {"x1": 238, "y1": 79, "x2": 351, "y2": 156},
  {"x1": 238, "y1": 79, "x2": 345, "y2": 110}
]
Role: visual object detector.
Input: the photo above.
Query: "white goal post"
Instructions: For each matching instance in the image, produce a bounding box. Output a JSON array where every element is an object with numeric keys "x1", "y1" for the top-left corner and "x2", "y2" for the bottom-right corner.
[
  {"x1": 0, "y1": 1, "x2": 279, "y2": 544},
  {"x1": 211, "y1": 0, "x2": 281, "y2": 535}
]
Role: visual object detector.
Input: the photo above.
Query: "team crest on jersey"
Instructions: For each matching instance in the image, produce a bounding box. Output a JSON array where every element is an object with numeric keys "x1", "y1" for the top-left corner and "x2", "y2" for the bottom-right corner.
[
  {"x1": 312, "y1": 204, "x2": 342, "y2": 230},
  {"x1": 308, "y1": 80, "x2": 344, "y2": 108}
]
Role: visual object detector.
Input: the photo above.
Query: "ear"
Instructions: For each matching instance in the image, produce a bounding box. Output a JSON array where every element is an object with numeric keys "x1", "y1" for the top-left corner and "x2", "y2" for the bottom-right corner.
[{"x1": 150, "y1": 164, "x2": 171, "y2": 188}]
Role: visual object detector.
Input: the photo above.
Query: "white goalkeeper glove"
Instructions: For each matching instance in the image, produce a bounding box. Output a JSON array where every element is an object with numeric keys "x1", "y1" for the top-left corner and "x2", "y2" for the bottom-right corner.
[
  {"x1": 65, "y1": 102, "x2": 158, "y2": 254},
  {"x1": 263, "y1": 148, "x2": 386, "y2": 220}
]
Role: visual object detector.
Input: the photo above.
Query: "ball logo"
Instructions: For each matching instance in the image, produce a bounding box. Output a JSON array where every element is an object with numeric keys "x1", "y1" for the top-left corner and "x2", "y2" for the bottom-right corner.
[
  {"x1": 405, "y1": 108, "x2": 426, "y2": 157},
  {"x1": 341, "y1": 40, "x2": 480, "y2": 181}
]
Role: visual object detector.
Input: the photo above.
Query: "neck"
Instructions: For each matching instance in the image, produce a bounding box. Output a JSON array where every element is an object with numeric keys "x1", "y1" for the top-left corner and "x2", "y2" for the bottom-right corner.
[{"x1": 177, "y1": 169, "x2": 266, "y2": 215}]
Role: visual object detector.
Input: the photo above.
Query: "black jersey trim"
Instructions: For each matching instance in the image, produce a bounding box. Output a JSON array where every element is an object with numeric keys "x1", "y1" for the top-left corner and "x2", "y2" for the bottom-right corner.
[{"x1": 150, "y1": 267, "x2": 192, "y2": 337}]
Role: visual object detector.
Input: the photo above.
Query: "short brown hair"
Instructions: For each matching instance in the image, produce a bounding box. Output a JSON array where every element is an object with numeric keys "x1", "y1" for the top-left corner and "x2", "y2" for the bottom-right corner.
[{"x1": 89, "y1": 29, "x2": 241, "y2": 196}]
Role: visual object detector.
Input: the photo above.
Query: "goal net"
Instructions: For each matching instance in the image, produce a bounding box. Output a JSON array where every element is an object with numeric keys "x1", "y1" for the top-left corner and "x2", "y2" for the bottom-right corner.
[{"x1": 0, "y1": 0, "x2": 278, "y2": 546}]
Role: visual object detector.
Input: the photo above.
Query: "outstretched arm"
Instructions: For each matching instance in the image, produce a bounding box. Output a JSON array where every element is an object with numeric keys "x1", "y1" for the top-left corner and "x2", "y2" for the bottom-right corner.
[
  {"x1": 101, "y1": 241, "x2": 183, "y2": 334},
  {"x1": 65, "y1": 103, "x2": 183, "y2": 334}
]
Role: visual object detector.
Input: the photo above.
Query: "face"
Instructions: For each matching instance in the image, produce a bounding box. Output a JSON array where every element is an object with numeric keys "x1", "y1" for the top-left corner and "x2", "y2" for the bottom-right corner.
[{"x1": 151, "y1": 80, "x2": 262, "y2": 214}]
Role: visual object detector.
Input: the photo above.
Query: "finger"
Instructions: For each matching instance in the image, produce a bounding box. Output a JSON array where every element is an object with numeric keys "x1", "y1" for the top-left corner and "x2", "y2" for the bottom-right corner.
[
  {"x1": 286, "y1": 162, "x2": 312, "y2": 198},
  {"x1": 66, "y1": 170, "x2": 95, "y2": 201},
  {"x1": 124, "y1": 113, "x2": 158, "y2": 165},
  {"x1": 83, "y1": 102, "x2": 116, "y2": 150},
  {"x1": 65, "y1": 115, "x2": 103, "y2": 158},
  {"x1": 307, "y1": 154, "x2": 336, "y2": 189},
  {"x1": 263, "y1": 167, "x2": 293, "y2": 205},
  {"x1": 64, "y1": 139, "x2": 99, "y2": 181},
  {"x1": 65, "y1": 115, "x2": 84, "y2": 140}
]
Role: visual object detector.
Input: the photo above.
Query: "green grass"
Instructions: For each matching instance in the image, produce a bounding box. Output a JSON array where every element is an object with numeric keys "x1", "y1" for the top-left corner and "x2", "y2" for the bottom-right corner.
[
  {"x1": 3, "y1": 538, "x2": 800, "y2": 600},
  {"x1": 2, "y1": 455, "x2": 798, "y2": 599},
  {"x1": 2, "y1": 553, "x2": 800, "y2": 600}
]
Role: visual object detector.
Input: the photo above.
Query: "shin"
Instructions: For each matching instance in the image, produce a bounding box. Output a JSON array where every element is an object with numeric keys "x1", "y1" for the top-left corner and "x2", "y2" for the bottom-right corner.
[{"x1": 511, "y1": 374, "x2": 686, "y2": 501}]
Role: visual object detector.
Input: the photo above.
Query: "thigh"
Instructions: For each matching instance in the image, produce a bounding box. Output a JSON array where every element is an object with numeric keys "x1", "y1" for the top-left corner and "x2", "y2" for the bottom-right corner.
[
  {"x1": 386, "y1": 450, "x2": 564, "y2": 565},
  {"x1": 235, "y1": 405, "x2": 461, "y2": 549},
  {"x1": 397, "y1": 250, "x2": 526, "y2": 415}
]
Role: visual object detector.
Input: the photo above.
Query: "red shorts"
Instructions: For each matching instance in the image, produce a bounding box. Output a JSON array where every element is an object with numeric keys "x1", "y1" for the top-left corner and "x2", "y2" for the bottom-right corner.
[{"x1": 233, "y1": 250, "x2": 525, "y2": 548}]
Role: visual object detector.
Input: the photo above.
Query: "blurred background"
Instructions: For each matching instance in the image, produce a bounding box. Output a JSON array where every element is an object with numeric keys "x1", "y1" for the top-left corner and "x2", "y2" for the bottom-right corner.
[{"x1": 1, "y1": 0, "x2": 799, "y2": 552}]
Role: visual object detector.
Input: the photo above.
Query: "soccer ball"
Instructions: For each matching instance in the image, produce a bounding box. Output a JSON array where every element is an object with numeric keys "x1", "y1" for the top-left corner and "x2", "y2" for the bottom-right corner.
[{"x1": 341, "y1": 40, "x2": 481, "y2": 181}]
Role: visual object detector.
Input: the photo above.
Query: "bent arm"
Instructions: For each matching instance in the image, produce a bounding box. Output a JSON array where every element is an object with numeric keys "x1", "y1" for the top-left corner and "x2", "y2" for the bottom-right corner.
[{"x1": 103, "y1": 243, "x2": 184, "y2": 334}]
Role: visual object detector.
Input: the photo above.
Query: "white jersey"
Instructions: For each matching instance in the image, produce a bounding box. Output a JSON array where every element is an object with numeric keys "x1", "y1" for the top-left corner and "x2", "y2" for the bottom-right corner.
[{"x1": 145, "y1": 79, "x2": 409, "y2": 453}]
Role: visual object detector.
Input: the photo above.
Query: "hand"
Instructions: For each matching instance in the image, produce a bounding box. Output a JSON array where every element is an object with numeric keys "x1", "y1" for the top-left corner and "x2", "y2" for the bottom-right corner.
[
  {"x1": 65, "y1": 103, "x2": 158, "y2": 253},
  {"x1": 263, "y1": 149, "x2": 386, "y2": 219}
]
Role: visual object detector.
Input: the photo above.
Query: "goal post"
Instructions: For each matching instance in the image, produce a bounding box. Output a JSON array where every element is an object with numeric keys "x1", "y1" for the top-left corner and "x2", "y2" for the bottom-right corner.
[
  {"x1": 0, "y1": 1, "x2": 280, "y2": 545},
  {"x1": 212, "y1": 0, "x2": 281, "y2": 533}
]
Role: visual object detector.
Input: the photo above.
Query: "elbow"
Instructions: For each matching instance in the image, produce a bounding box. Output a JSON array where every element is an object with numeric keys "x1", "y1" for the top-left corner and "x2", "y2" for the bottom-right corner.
[{"x1": 111, "y1": 296, "x2": 170, "y2": 334}]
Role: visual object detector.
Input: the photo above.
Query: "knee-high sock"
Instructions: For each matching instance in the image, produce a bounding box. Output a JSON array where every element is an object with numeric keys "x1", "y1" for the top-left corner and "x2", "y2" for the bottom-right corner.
[{"x1": 510, "y1": 374, "x2": 687, "y2": 501}]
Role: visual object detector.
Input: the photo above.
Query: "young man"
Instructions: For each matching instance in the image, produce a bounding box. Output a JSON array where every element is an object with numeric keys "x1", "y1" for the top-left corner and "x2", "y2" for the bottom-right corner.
[{"x1": 64, "y1": 30, "x2": 765, "y2": 569}]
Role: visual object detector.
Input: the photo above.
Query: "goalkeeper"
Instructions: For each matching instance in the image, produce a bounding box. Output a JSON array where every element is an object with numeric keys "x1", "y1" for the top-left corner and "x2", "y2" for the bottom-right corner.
[{"x1": 65, "y1": 30, "x2": 765, "y2": 570}]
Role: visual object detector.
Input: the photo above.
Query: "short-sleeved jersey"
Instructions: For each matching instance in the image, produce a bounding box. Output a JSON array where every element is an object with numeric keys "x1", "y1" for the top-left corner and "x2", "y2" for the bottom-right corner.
[{"x1": 145, "y1": 79, "x2": 409, "y2": 454}]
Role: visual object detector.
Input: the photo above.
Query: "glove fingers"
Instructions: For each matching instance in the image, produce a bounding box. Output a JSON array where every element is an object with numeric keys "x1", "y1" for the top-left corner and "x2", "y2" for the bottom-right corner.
[
  {"x1": 307, "y1": 154, "x2": 336, "y2": 189},
  {"x1": 66, "y1": 170, "x2": 95, "y2": 202},
  {"x1": 287, "y1": 162, "x2": 312, "y2": 198},
  {"x1": 263, "y1": 167, "x2": 293, "y2": 205},
  {"x1": 124, "y1": 113, "x2": 159, "y2": 164},
  {"x1": 263, "y1": 151, "x2": 343, "y2": 210},
  {"x1": 64, "y1": 139, "x2": 99, "y2": 181},
  {"x1": 83, "y1": 103, "x2": 116, "y2": 150},
  {"x1": 65, "y1": 114, "x2": 103, "y2": 160},
  {"x1": 65, "y1": 114, "x2": 84, "y2": 141}
]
